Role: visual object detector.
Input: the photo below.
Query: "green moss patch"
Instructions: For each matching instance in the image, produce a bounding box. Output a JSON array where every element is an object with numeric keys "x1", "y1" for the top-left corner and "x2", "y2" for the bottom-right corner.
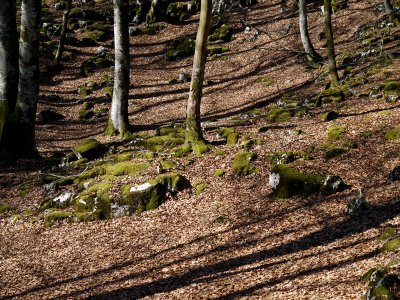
[
  {"x1": 209, "y1": 24, "x2": 232, "y2": 42},
  {"x1": 146, "y1": 135, "x2": 185, "y2": 152},
  {"x1": 321, "y1": 143, "x2": 348, "y2": 160},
  {"x1": 73, "y1": 139, "x2": 105, "y2": 159},
  {"x1": 214, "y1": 169, "x2": 225, "y2": 176},
  {"x1": 218, "y1": 127, "x2": 239, "y2": 145},
  {"x1": 104, "y1": 161, "x2": 150, "y2": 177},
  {"x1": 256, "y1": 76, "x2": 274, "y2": 86},
  {"x1": 166, "y1": 38, "x2": 195, "y2": 61},
  {"x1": 0, "y1": 204, "x2": 16, "y2": 214},
  {"x1": 194, "y1": 182, "x2": 207, "y2": 195},
  {"x1": 265, "y1": 107, "x2": 292, "y2": 123},
  {"x1": 385, "y1": 127, "x2": 400, "y2": 140},
  {"x1": 318, "y1": 88, "x2": 345, "y2": 104},
  {"x1": 380, "y1": 227, "x2": 397, "y2": 241},
  {"x1": 44, "y1": 211, "x2": 74, "y2": 227},
  {"x1": 380, "y1": 238, "x2": 400, "y2": 252},
  {"x1": 208, "y1": 45, "x2": 229, "y2": 57},
  {"x1": 327, "y1": 125, "x2": 346, "y2": 141},
  {"x1": 232, "y1": 152, "x2": 257, "y2": 176}
]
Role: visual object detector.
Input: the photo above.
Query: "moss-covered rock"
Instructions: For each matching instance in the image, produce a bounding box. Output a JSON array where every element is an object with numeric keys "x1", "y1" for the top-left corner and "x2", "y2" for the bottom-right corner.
[
  {"x1": 385, "y1": 127, "x2": 400, "y2": 140},
  {"x1": 321, "y1": 143, "x2": 347, "y2": 160},
  {"x1": 209, "y1": 23, "x2": 232, "y2": 42},
  {"x1": 232, "y1": 151, "x2": 257, "y2": 176},
  {"x1": 192, "y1": 140, "x2": 211, "y2": 156},
  {"x1": 380, "y1": 238, "x2": 400, "y2": 252},
  {"x1": 265, "y1": 107, "x2": 292, "y2": 122},
  {"x1": 166, "y1": 38, "x2": 195, "y2": 61},
  {"x1": 79, "y1": 102, "x2": 95, "y2": 120},
  {"x1": 165, "y1": 2, "x2": 190, "y2": 22},
  {"x1": 214, "y1": 169, "x2": 225, "y2": 176},
  {"x1": 0, "y1": 204, "x2": 16, "y2": 214},
  {"x1": 380, "y1": 227, "x2": 397, "y2": 241},
  {"x1": 269, "y1": 165, "x2": 346, "y2": 199},
  {"x1": 194, "y1": 182, "x2": 207, "y2": 195},
  {"x1": 146, "y1": 135, "x2": 185, "y2": 152},
  {"x1": 322, "y1": 111, "x2": 339, "y2": 122},
  {"x1": 318, "y1": 88, "x2": 345, "y2": 104},
  {"x1": 44, "y1": 211, "x2": 74, "y2": 227},
  {"x1": 327, "y1": 125, "x2": 346, "y2": 141},
  {"x1": 218, "y1": 127, "x2": 239, "y2": 145},
  {"x1": 73, "y1": 139, "x2": 105, "y2": 159},
  {"x1": 104, "y1": 161, "x2": 150, "y2": 177},
  {"x1": 208, "y1": 45, "x2": 229, "y2": 57}
]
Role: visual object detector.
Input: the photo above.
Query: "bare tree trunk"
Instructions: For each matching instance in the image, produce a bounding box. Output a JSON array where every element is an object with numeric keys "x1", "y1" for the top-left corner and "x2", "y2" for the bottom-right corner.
[
  {"x1": 298, "y1": 0, "x2": 322, "y2": 63},
  {"x1": 13, "y1": 0, "x2": 42, "y2": 158},
  {"x1": 186, "y1": 0, "x2": 212, "y2": 145},
  {"x1": 105, "y1": 0, "x2": 132, "y2": 136},
  {"x1": 384, "y1": 0, "x2": 400, "y2": 26},
  {"x1": 54, "y1": 0, "x2": 72, "y2": 65},
  {"x1": 324, "y1": 0, "x2": 339, "y2": 87},
  {"x1": 0, "y1": 0, "x2": 19, "y2": 160}
]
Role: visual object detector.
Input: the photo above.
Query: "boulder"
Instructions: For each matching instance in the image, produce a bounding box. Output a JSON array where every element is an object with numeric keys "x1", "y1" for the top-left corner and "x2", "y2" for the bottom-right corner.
[
  {"x1": 37, "y1": 109, "x2": 65, "y2": 124},
  {"x1": 73, "y1": 139, "x2": 106, "y2": 160},
  {"x1": 389, "y1": 166, "x2": 400, "y2": 182}
]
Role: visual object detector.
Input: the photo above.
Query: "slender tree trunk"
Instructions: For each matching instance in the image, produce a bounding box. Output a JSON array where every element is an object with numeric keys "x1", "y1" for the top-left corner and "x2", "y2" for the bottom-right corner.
[
  {"x1": 54, "y1": 0, "x2": 72, "y2": 65},
  {"x1": 384, "y1": 0, "x2": 400, "y2": 26},
  {"x1": 324, "y1": 0, "x2": 339, "y2": 87},
  {"x1": 105, "y1": 0, "x2": 131, "y2": 136},
  {"x1": 13, "y1": 0, "x2": 42, "y2": 158},
  {"x1": 186, "y1": 0, "x2": 212, "y2": 144},
  {"x1": 0, "y1": 0, "x2": 19, "y2": 160},
  {"x1": 298, "y1": 0, "x2": 322, "y2": 63}
]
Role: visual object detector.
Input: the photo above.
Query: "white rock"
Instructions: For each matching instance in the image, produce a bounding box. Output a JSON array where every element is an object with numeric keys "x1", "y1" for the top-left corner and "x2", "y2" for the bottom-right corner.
[
  {"x1": 53, "y1": 191, "x2": 74, "y2": 204},
  {"x1": 130, "y1": 182, "x2": 152, "y2": 193},
  {"x1": 269, "y1": 172, "x2": 280, "y2": 189}
]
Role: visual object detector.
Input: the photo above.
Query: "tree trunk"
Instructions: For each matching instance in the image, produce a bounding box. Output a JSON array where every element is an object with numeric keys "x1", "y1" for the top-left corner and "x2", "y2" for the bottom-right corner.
[
  {"x1": 298, "y1": 0, "x2": 322, "y2": 63},
  {"x1": 324, "y1": 0, "x2": 339, "y2": 87},
  {"x1": 186, "y1": 0, "x2": 212, "y2": 144},
  {"x1": 105, "y1": 0, "x2": 131, "y2": 136},
  {"x1": 384, "y1": 0, "x2": 400, "y2": 26},
  {"x1": 13, "y1": 0, "x2": 42, "y2": 158},
  {"x1": 0, "y1": 0, "x2": 19, "y2": 160},
  {"x1": 54, "y1": 0, "x2": 72, "y2": 65}
]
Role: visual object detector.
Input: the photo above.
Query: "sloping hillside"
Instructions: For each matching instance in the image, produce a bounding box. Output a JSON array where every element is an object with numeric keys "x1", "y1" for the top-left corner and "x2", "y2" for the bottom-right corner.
[{"x1": 1, "y1": 0, "x2": 400, "y2": 298}]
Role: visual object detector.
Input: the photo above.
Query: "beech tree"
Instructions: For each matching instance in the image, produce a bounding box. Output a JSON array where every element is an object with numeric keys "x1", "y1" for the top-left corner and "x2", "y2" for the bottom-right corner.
[
  {"x1": 298, "y1": 0, "x2": 322, "y2": 63},
  {"x1": 185, "y1": 0, "x2": 212, "y2": 149},
  {"x1": 0, "y1": 1, "x2": 20, "y2": 160},
  {"x1": 105, "y1": 0, "x2": 132, "y2": 136},
  {"x1": 324, "y1": 0, "x2": 339, "y2": 86},
  {"x1": 54, "y1": 0, "x2": 72, "y2": 65}
]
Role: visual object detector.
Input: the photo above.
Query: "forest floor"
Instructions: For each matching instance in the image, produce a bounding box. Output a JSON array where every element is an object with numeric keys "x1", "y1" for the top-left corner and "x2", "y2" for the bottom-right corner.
[{"x1": 1, "y1": 0, "x2": 400, "y2": 298}]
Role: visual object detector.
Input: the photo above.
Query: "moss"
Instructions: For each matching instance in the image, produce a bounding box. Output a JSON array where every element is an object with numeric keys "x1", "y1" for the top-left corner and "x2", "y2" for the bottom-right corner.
[
  {"x1": 194, "y1": 182, "x2": 207, "y2": 195},
  {"x1": 256, "y1": 76, "x2": 274, "y2": 86},
  {"x1": 318, "y1": 88, "x2": 345, "y2": 104},
  {"x1": 69, "y1": 158, "x2": 88, "y2": 167},
  {"x1": 103, "y1": 86, "x2": 113, "y2": 97},
  {"x1": 74, "y1": 139, "x2": 104, "y2": 160},
  {"x1": 207, "y1": 45, "x2": 229, "y2": 56},
  {"x1": 166, "y1": 38, "x2": 195, "y2": 61},
  {"x1": 104, "y1": 161, "x2": 150, "y2": 177},
  {"x1": 383, "y1": 81, "x2": 400, "y2": 92},
  {"x1": 385, "y1": 127, "x2": 400, "y2": 140},
  {"x1": 209, "y1": 24, "x2": 232, "y2": 42},
  {"x1": 157, "y1": 125, "x2": 186, "y2": 138},
  {"x1": 269, "y1": 164, "x2": 324, "y2": 199},
  {"x1": 380, "y1": 227, "x2": 397, "y2": 241},
  {"x1": 78, "y1": 86, "x2": 92, "y2": 97},
  {"x1": 327, "y1": 125, "x2": 346, "y2": 141},
  {"x1": 168, "y1": 77, "x2": 178, "y2": 84},
  {"x1": 192, "y1": 140, "x2": 211, "y2": 156},
  {"x1": 218, "y1": 127, "x2": 239, "y2": 145},
  {"x1": 380, "y1": 238, "x2": 400, "y2": 252},
  {"x1": 146, "y1": 135, "x2": 185, "y2": 152},
  {"x1": 44, "y1": 211, "x2": 73, "y2": 227},
  {"x1": 215, "y1": 150, "x2": 225, "y2": 157},
  {"x1": 214, "y1": 215, "x2": 226, "y2": 223},
  {"x1": 82, "y1": 29, "x2": 107, "y2": 42},
  {"x1": 321, "y1": 143, "x2": 347, "y2": 160},
  {"x1": 232, "y1": 152, "x2": 257, "y2": 176},
  {"x1": 171, "y1": 144, "x2": 191, "y2": 158},
  {"x1": 107, "y1": 152, "x2": 134, "y2": 162},
  {"x1": 0, "y1": 204, "x2": 16, "y2": 214},
  {"x1": 214, "y1": 169, "x2": 225, "y2": 176},
  {"x1": 265, "y1": 107, "x2": 292, "y2": 122},
  {"x1": 161, "y1": 160, "x2": 176, "y2": 170}
]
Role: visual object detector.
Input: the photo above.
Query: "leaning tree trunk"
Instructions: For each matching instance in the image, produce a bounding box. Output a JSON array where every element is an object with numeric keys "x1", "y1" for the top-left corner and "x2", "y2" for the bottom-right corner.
[
  {"x1": 105, "y1": 0, "x2": 131, "y2": 136},
  {"x1": 14, "y1": 0, "x2": 42, "y2": 158},
  {"x1": 0, "y1": 0, "x2": 19, "y2": 160},
  {"x1": 299, "y1": 0, "x2": 322, "y2": 63},
  {"x1": 54, "y1": 0, "x2": 72, "y2": 65},
  {"x1": 384, "y1": 0, "x2": 400, "y2": 26},
  {"x1": 324, "y1": 0, "x2": 339, "y2": 87},
  {"x1": 185, "y1": 0, "x2": 212, "y2": 144}
]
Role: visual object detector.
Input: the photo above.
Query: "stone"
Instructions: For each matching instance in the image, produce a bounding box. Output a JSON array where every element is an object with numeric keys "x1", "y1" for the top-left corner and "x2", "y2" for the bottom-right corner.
[
  {"x1": 37, "y1": 109, "x2": 65, "y2": 124},
  {"x1": 347, "y1": 193, "x2": 370, "y2": 215},
  {"x1": 389, "y1": 166, "x2": 400, "y2": 182},
  {"x1": 73, "y1": 139, "x2": 106, "y2": 160},
  {"x1": 52, "y1": 191, "x2": 75, "y2": 208},
  {"x1": 129, "y1": 26, "x2": 141, "y2": 36}
]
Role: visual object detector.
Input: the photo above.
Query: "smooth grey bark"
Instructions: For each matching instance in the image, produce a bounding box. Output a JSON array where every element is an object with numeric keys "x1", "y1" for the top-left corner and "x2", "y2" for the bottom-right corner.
[
  {"x1": 186, "y1": 0, "x2": 212, "y2": 144},
  {"x1": 54, "y1": 0, "x2": 72, "y2": 65},
  {"x1": 106, "y1": 0, "x2": 131, "y2": 136},
  {"x1": 0, "y1": 0, "x2": 19, "y2": 160},
  {"x1": 14, "y1": 0, "x2": 41, "y2": 158},
  {"x1": 324, "y1": 0, "x2": 339, "y2": 86},
  {"x1": 384, "y1": 0, "x2": 400, "y2": 26},
  {"x1": 298, "y1": 0, "x2": 322, "y2": 63}
]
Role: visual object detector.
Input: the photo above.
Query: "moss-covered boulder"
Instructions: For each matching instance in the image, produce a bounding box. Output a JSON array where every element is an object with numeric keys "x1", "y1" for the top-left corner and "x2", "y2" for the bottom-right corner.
[
  {"x1": 165, "y1": 2, "x2": 190, "y2": 22},
  {"x1": 209, "y1": 23, "x2": 232, "y2": 42},
  {"x1": 232, "y1": 151, "x2": 257, "y2": 176},
  {"x1": 265, "y1": 107, "x2": 292, "y2": 122},
  {"x1": 269, "y1": 165, "x2": 346, "y2": 199},
  {"x1": 327, "y1": 125, "x2": 346, "y2": 141},
  {"x1": 383, "y1": 81, "x2": 400, "y2": 102},
  {"x1": 218, "y1": 127, "x2": 239, "y2": 145},
  {"x1": 318, "y1": 88, "x2": 345, "y2": 104},
  {"x1": 166, "y1": 38, "x2": 195, "y2": 61},
  {"x1": 44, "y1": 210, "x2": 74, "y2": 227},
  {"x1": 73, "y1": 139, "x2": 106, "y2": 160},
  {"x1": 385, "y1": 127, "x2": 400, "y2": 140},
  {"x1": 0, "y1": 204, "x2": 16, "y2": 214},
  {"x1": 321, "y1": 143, "x2": 348, "y2": 160},
  {"x1": 41, "y1": 191, "x2": 75, "y2": 210},
  {"x1": 79, "y1": 102, "x2": 95, "y2": 120},
  {"x1": 322, "y1": 111, "x2": 339, "y2": 122},
  {"x1": 208, "y1": 45, "x2": 229, "y2": 57}
]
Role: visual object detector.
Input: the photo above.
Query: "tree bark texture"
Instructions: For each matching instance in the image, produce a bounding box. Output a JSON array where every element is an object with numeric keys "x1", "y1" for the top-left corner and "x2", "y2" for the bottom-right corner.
[
  {"x1": 54, "y1": 0, "x2": 72, "y2": 65},
  {"x1": 298, "y1": 0, "x2": 322, "y2": 63},
  {"x1": 106, "y1": 0, "x2": 131, "y2": 136},
  {"x1": 186, "y1": 0, "x2": 212, "y2": 143},
  {"x1": 0, "y1": 0, "x2": 19, "y2": 160},
  {"x1": 14, "y1": 0, "x2": 42, "y2": 158},
  {"x1": 324, "y1": 0, "x2": 339, "y2": 86}
]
